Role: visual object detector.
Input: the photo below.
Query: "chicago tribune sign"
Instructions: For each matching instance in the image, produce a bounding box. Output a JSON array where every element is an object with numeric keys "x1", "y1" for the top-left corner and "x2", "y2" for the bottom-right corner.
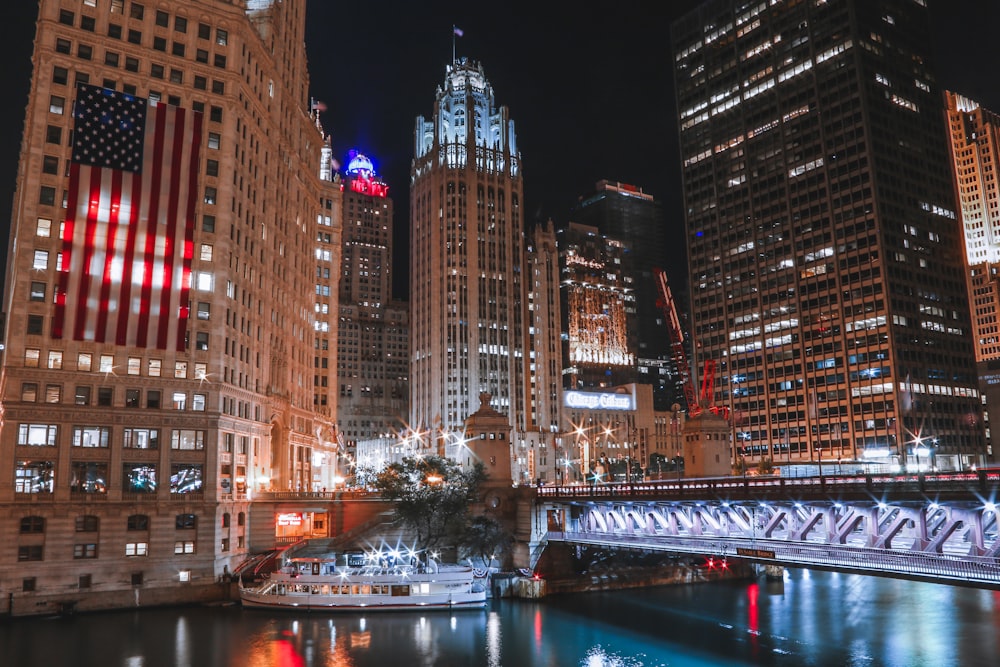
[{"x1": 563, "y1": 391, "x2": 634, "y2": 411}]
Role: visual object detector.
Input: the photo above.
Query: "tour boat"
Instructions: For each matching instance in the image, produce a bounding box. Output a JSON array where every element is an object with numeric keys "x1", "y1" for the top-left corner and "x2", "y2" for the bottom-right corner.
[{"x1": 238, "y1": 547, "x2": 488, "y2": 611}]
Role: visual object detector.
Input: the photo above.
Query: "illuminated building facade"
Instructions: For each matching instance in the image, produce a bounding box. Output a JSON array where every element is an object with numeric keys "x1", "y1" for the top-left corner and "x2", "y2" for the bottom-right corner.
[
  {"x1": 336, "y1": 151, "x2": 408, "y2": 471},
  {"x1": 410, "y1": 58, "x2": 562, "y2": 483},
  {"x1": 572, "y1": 180, "x2": 677, "y2": 410},
  {"x1": 945, "y1": 91, "x2": 1000, "y2": 459},
  {"x1": 558, "y1": 222, "x2": 636, "y2": 390},
  {"x1": 672, "y1": 0, "x2": 986, "y2": 471},
  {"x1": 0, "y1": 0, "x2": 340, "y2": 614}
]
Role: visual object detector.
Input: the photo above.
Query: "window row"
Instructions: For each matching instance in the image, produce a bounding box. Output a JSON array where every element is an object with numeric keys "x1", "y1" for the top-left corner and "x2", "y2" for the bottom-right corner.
[
  {"x1": 19, "y1": 348, "x2": 211, "y2": 377},
  {"x1": 19, "y1": 384, "x2": 209, "y2": 410},
  {"x1": 50, "y1": 65, "x2": 226, "y2": 123},
  {"x1": 18, "y1": 540, "x2": 198, "y2": 561},
  {"x1": 18, "y1": 512, "x2": 220, "y2": 534},
  {"x1": 59, "y1": 3, "x2": 228, "y2": 46},
  {"x1": 55, "y1": 32, "x2": 227, "y2": 75},
  {"x1": 15, "y1": 460, "x2": 204, "y2": 495},
  {"x1": 18, "y1": 424, "x2": 206, "y2": 450}
]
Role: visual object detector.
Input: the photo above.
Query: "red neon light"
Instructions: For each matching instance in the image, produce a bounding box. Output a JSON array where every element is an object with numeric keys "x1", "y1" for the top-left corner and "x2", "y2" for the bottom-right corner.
[{"x1": 348, "y1": 177, "x2": 389, "y2": 199}]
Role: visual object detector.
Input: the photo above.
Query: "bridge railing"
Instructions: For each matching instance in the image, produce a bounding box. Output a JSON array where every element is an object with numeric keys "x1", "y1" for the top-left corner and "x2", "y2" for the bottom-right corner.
[{"x1": 537, "y1": 470, "x2": 1000, "y2": 501}]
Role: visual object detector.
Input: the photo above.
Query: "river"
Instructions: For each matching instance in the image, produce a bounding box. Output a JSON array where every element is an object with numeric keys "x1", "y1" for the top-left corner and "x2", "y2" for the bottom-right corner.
[{"x1": 2, "y1": 569, "x2": 998, "y2": 666}]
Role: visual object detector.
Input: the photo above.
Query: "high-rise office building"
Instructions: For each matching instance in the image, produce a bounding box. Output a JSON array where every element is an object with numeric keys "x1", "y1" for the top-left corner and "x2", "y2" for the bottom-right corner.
[
  {"x1": 672, "y1": 0, "x2": 986, "y2": 471},
  {"x1": 945, "y1": 91, "x2": 1000, "y2": 459},
  {"x1": 558, "y1": 221, "x2": 636, "y2": 391},
  {"x1": 572, "y1": 180, "x2": 678, "y2": 410},
  {"x1": 0, "y1": 0, "x2": 340, "y2": 609},
  {"x1": 410, "y1": 58, "x2": 562, "y2": 481},
  {"x1": 336, "y1": 151, "x2": 408, "y2": 460}
]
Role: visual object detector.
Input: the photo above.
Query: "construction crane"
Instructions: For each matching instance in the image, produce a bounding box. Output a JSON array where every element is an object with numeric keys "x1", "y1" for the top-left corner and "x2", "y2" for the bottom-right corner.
[{"x1": 654, "y1": 267, "x2": 725, "y2": 418}]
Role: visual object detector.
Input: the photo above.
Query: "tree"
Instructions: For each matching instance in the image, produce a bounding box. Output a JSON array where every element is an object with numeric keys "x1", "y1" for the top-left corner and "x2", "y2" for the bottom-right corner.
[
  {"x1": 460, "y1": 514, "x2": 513, "y2": 569},
  {"x1": 372, "y1": 455, "x2": 487, "y2": 556}
]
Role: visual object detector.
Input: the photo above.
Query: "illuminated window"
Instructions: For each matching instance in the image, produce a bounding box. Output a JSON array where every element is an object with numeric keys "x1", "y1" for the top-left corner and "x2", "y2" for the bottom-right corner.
[
  {"x1": 99, "y1": 354, "x2": 114, "y2": 373},
  {"x1": 172, "y1": 392, "x2": 187, "y2": 410},
  {"x1": 21, "y1": 383, "x2": 38, "y2": 402},
  {"x1": 124, "y1": 428, "x2": 158, "y2": 449},
  {"x1": 127, "y1": 357, "x2": 141, "y2": 375},
  {"x1": 36, "y1": 218, "x2": 52, "y2": 237},
  {"x1": 175, "y1": 361, "x2": 187, "y2": 378},
  {"x1": 33, "y1": 250, "x2": 49, "y2": 270},
  {"x1": 174, "y1": 541, "x2": 196, "y2": 554},
  {"x1": 78, "y1": 352, "x2": 92, "y2": 371},
  {"x1": 47, "y1": 351, "x2": 63, "y2": 369},
  {"x1": 125, "y1": 542, "x2": 148, "y2": 557},
  {"x1": 18, "y1": 424, "x2": 57, "y2": 446},
  {"x1": 172, "y1": 430, "x2": 205, "y2": 450},
  {"x1": 72, "y1": 426, "x2": 110, "y2": 448}
]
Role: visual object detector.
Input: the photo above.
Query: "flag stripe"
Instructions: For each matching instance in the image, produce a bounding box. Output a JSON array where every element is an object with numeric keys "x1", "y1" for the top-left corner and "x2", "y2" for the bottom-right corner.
[
  {"x1": 94, "y1": 169, "x2": 124, "y2": 341},
  {"x1": 135, "y1": 105, "x2": 167, "y2": 349},
  {"x1": 54, "y1": 85, "x2": 201, "y2": 351},
  {"x1": 176, "y1": 112, "x2": 203, "y2": 351},
  {"x1": 114, "y1": 171, "x2": 143, "y2": 345},
  {"x1": 156, "y1": 107, "x2": 186, "y2": 349},
  {"x1": 52, "y1": 162, "x2": 81, "y2": 339},
  {"x1": 73, "y1": 166, "x2": 105, "y2": 341}
]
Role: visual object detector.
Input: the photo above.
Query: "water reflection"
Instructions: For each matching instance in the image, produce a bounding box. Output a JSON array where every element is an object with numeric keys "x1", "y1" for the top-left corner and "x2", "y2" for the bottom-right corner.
[{"x1": 2, "y1": 571, "x2": 1000, "y2": 666}]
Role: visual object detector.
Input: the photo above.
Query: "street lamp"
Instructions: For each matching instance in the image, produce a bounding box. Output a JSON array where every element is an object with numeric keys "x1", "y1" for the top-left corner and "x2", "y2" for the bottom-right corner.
[{"x1": 915, "y1": 441, "x2": 929, "y2": 473}]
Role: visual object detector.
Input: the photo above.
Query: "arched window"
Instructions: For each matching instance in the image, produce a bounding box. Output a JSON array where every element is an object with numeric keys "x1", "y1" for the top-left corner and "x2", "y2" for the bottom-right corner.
[{"x1": 20, "y1": 516, "x2": 45, "y2": 533}]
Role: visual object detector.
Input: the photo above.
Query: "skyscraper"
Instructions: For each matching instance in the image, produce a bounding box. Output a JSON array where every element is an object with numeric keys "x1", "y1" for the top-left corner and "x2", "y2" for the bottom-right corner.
[
  {"x1": 572, "y1": 180, "x2": 678, "y2": 410},
  {"x1": 0, "y1": 0, "x2": 340, "y2": 611},
  {"x1": 410, "y1": 58, "x2": 562, "y2": 480},
  {"x1": 336, "y1": 151, "x2": 408, "y2": 457},
  {"x1": 945, "y1": 91, "x2": 1000, "y2": 459},
  {"x1": 672, "y1": 0, "x2": 986, "y2": 471},
  {"x1": 558, "y1": 221, "x2": 636, "y2": 391}
]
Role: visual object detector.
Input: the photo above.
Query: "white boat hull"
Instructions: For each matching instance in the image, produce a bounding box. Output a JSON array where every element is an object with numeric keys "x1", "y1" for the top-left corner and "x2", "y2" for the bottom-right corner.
[{"x1": 239, "y1": 565, "x2": 487, "y2": 612}]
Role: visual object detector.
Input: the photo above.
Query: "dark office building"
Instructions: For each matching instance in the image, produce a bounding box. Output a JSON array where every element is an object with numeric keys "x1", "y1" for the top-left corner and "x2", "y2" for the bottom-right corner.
[{"x1": 573, "y1": 180, "x2": 677, "y2": 411}]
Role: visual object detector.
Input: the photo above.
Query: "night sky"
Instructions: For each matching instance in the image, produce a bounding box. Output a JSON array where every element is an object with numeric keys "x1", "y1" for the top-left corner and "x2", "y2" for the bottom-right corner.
[{"x1": 0, "y1": 1, "x2": 996, "y2": 299}]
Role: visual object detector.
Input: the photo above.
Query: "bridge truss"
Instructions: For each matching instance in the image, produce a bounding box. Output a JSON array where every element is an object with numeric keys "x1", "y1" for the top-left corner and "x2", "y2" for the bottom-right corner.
[{"x1": 539, "y1": 472, "x2": 1000, "y2": 588}]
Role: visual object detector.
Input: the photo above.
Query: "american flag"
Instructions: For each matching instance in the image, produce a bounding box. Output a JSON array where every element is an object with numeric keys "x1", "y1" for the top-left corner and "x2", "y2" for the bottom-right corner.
[{"x1": 53, "y1": 84, "x2": 202, "y2": 351}]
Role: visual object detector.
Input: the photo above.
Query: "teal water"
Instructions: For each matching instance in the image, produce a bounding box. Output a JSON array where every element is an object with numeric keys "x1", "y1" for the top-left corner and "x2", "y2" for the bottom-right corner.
[{"x1": 2, "y1": 569, "x2": 997, "y2": 666}]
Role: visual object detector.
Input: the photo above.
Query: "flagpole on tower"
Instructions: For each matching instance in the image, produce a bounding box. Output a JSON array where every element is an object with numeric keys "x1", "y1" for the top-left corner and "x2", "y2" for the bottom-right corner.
[{"x1": 452, "y1": 25, "x2": 463, "y2": 64}]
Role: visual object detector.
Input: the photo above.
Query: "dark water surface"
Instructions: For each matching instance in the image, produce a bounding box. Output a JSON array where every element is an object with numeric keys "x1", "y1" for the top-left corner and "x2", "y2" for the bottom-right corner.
[{"x1": 2, "y1": 569, "x2": 998, "y2": 666}]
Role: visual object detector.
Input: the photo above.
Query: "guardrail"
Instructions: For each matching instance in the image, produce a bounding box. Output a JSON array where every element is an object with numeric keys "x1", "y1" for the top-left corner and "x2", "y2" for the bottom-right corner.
[{"x1": 537, "y1": 470, "x2": 1000, "y2": 502}]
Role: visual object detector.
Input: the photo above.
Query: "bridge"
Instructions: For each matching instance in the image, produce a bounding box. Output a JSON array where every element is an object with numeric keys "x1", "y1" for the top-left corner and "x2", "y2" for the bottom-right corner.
[{"x1": 535, "y1": 470, "x2": 1000, "y2": 589}]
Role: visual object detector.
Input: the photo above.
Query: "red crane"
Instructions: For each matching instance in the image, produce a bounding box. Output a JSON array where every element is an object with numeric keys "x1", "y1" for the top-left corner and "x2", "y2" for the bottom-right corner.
[{"x1": 654, "y1": 267, "x2": 726, "y2": 418}]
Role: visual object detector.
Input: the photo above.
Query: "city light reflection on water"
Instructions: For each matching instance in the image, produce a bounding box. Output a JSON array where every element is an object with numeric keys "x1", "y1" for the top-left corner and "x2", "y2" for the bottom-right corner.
[{"x1": 2, "y1": 570, "x2": 1000, "y2": 666}]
